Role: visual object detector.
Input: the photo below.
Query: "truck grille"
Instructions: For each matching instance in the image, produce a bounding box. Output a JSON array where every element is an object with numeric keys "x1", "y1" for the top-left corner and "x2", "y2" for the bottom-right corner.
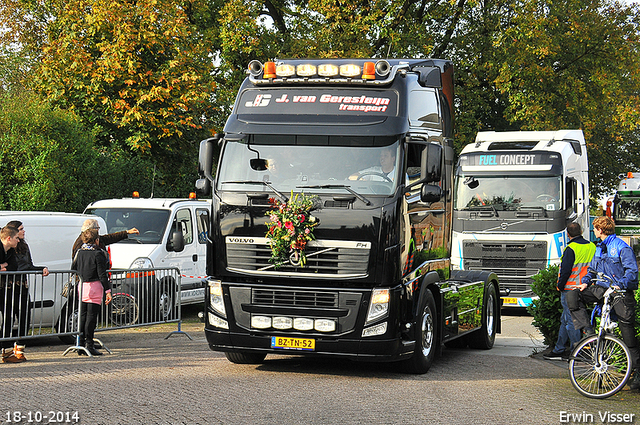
[
  {"x1": 252, "y1": 289, "x2": 339, "y2": 308},
  {"x1": 226, "y1": 237, "x2": 371, "y2": 278},
  {"x1": 462, "y1": 240, "x2": 547, "y2": 297}
]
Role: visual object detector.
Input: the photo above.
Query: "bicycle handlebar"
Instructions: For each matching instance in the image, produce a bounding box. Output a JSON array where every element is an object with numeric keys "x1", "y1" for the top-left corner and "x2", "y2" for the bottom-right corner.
[{"x1": 591, "y1": 273, "x2": 626, "y2": 295}]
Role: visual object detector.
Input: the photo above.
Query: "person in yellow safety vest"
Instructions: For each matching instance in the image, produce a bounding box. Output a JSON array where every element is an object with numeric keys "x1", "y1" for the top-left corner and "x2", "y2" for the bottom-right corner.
[{"x1": 543, "y1": 222, "x2": 595, "y2": 361}]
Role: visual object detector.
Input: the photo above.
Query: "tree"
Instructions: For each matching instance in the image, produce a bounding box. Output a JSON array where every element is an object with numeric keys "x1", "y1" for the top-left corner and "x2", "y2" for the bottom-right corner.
[
  {"x1": 3, "y1": 0, "x2": 640, "y2": 198},
  {"x1": 37, "y1": 0, "x2": 217, "y2": 156},
  {"x1": 493, "y1": 0, "x2": 640, "y2": 196},
  {"x1": 0, "y1": 91, "x2": 152, "y2": 212}
]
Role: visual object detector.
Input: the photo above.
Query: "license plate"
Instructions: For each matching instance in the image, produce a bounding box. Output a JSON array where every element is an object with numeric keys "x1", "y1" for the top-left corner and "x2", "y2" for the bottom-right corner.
[
  {"x1": 271, "y1": 336, "x2": 315, "y2": 351},
  {"x1": 502, "y1": 297, "x2": 518, "y2": 306}
]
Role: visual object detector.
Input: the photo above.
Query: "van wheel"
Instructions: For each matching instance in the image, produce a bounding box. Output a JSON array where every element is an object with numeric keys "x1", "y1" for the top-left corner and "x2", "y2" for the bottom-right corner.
[
  {"x1": 468, "y1": 283, "x2": 498, "y2": 349},
  {"x1": 404, "y1": 290, "x2": 437, "y2": 374},
  {"x1": 157, "y1": 277, "x2": 176, "y2": 320},
  {"x1": 225, "y1": 351, "x2": 267, "y2": 364},
  {"x1": 56, "y1": 303, "x2": 79, "y2": 344}
]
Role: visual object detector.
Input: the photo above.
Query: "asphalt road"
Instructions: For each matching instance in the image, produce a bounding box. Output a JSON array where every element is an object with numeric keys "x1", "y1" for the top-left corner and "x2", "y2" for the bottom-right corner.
[{"x1": 1, "y1": 306, "x2": 638, "y2": 425}]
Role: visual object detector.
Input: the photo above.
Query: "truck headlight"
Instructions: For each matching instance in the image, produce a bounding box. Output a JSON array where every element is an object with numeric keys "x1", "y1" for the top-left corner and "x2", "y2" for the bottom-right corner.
[
  {"x1": 366, "y1": 288, "x2": 389, "y2": 325},
  {"x1": 130, "y1": 257, "x2": 153, "y2": 269},
  {"x1": 208, "y1": 279, "x2": 226, "y2": 318}
]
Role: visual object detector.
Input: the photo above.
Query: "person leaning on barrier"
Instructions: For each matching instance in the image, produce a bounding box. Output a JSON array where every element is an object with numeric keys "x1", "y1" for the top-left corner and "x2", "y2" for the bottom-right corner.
[
  {"x1": 72, "y1": 218, "x2": 139, "y2": 259},
  {"x1": 3, "y1": 220, "x2": 50, "y2": 362},
  {"x1": 72, "y1": 228, "x2": 112, "y2": 356},
  {"x1": 1, "y1": 226, "x2": 22, "y2": 363},
  {"x1": 567, "y1": 215, "x2": 640, "y2": 391}
]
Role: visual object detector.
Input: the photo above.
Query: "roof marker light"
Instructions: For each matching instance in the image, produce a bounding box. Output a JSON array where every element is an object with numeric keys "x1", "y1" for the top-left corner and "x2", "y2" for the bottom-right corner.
[
  {"x1": 318, "y1": 64, "x2": 339, "y2": 77},
  {"x1": 276, "y1": 64, "x2": 296, "y2": 77},
  {"x1": 340, "y1": 64, "x2": 362, "y2": 77},
  {"x1": 189, "y1": 192, "x2": 196, "y2": 199},
  {"x1": 132, "y1": 191, "x2": 140, "y2": 198},
  {"x1": 296, "y1": 64, "x2": 317, "y2": 77},
  {"x1": 263, "y1": 62, "x2": 276, "y2": 79},
  {"x1": 362, "y1": 62, "x2": 376, "y2": 80}
]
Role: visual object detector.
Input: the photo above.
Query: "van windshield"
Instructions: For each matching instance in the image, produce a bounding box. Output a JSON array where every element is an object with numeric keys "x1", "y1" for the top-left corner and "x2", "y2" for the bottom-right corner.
[{"x1": 86, "y1": 208, "x2": 170, "y2": 244}]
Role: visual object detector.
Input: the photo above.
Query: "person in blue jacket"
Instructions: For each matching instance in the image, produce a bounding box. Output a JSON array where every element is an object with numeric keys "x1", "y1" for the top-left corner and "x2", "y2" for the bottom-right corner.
[{"x1": 567, "y1": 215, "x2": 639, "y2": 391}]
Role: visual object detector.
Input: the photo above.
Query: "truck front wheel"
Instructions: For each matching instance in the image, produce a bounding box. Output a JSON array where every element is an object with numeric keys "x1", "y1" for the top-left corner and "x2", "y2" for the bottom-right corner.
[
  {"x1": 225, "y1": 351, "x2": 267, "y2": 364},
  {"x1": 405, "y1": 290, "x2": 437, "y2": 374},
  {"x1": 467, "y1": 283, "x2": 498, "y2": 349}
]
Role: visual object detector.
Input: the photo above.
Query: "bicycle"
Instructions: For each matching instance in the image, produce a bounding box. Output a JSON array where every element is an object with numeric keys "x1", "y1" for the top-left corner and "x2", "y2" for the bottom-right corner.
[
  {"x1": 568, "y1": 273, "x2": 632, "y2": 399},
  {"x1": 108, "y1": 292, "x2": 139, "y2": 326}
]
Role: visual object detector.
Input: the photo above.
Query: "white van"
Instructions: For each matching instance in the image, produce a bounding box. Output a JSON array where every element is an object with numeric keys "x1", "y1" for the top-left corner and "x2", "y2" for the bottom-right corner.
[
  {"x1": 0, "y1": 211, "x2": 107, "y2": 338},
  {"x1": 84, "y1": 195, "x2": 211, "y2": 317}
]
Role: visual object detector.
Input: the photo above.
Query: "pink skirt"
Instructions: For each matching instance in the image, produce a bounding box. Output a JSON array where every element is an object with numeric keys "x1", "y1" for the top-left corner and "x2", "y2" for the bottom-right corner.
[{"x1": 80, "y1": 280, "x2": 104, "y2": 305}]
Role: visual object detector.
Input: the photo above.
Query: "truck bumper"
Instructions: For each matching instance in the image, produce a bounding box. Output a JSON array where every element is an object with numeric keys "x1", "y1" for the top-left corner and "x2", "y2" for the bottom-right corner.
[{"x1": 205, "y1": 328, "x2": 414, "y2": 362}]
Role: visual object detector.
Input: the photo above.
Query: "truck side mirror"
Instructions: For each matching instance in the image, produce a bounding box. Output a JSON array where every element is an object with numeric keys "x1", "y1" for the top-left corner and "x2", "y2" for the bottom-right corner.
[
  {"x1": 195, "y1": 178, "x2": 211, "y2": 196},
  {"x1": 198, "y1": 137, "x2": 217, "y2": 182},
  {"x1": 168, "y1": 230, "x2": 185, "y2": 253},
  {"x1": 422, "y1": 143, "x2": 442, "y2": 183},
  {"x1": 421, "y1": 184, "x2": 443, "y2": 203}
]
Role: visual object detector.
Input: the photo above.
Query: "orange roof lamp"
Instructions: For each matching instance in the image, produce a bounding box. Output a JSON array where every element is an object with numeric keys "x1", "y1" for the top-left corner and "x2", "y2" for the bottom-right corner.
[
  {"x1": 263, "y1": 61, "x2": 276, "y2": 79},
  {"x1": 362, "y1": 62, "x2": 376, "y2": 80},
  {"x1": 132, "y1": 191, "x2": 140, "y2": 198}
]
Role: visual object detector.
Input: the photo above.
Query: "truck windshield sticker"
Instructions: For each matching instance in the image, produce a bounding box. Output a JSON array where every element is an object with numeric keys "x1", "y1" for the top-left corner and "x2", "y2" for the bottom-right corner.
[
  {"x1": 237, "y1": 89, "x2": 398, "y2": 116},
  {"x1": 478, "y1": 154, "x2": 536, "y2": 166}
]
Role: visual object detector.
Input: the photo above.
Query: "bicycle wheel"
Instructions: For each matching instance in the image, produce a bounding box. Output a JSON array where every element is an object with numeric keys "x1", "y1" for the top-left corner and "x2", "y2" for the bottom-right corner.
[
  {"x1": 109, "y1": 293, "x2": 139, "y2": 326},
  {"x1": 569, "y1": 334, "x2": 632, "y2": 399}
]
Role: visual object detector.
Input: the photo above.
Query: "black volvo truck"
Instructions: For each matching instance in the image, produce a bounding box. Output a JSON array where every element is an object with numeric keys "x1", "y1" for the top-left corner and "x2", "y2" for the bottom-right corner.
[{"x1": 196, "y1": 58, "x2": 500, "y2": 373}]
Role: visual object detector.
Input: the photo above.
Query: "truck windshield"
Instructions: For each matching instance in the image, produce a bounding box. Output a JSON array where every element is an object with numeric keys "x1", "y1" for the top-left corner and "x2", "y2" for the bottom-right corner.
[
  {"x1": 615, "y1": 196, "x2": 640, "y2": 222},
  {"x1": 454, "y1": 175, "x2": 562, "y2": 211},
  {"x1": 217, "y1": 137, "x2": 401, "y2": 196},
  {"x1": 85, "y1": 208, "x2": 170, "y2": 244}
]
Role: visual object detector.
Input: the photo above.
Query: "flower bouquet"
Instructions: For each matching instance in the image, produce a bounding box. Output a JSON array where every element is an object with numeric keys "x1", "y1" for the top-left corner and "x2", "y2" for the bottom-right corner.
[{"x1": 265, "y1": 192, "x2": 319, "y2": 268}]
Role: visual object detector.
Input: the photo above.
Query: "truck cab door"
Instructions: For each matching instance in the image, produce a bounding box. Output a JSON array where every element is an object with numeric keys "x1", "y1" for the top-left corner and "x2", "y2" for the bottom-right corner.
[
  {"x1": 165, "y1": 208, "x2": 198, "y2": 286},
  {"x1": 195, "y1": 208, "x2": 210, "y2": 281}
]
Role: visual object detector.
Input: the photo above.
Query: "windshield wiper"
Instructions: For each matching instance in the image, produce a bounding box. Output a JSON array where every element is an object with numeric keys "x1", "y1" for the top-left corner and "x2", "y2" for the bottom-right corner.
[
  {"x1": 297, "y1": 184, "x2": 372, "y2": 206},
  {"x1": 517, "y1": 206, "x2": 548, "y2": 217},
  {"x1": 466, "y1": 205, "x2": 499, "y2": 217},
  {"x1": 222, "y1": 180, "x2": 288, "y2": 202}
]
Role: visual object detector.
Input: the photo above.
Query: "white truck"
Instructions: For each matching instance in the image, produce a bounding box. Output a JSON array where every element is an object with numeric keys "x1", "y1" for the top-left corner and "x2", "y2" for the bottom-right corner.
[
  {"x1": 84, "y1": 194, "x2": 211, "y2": 316},
  {"x1": 452, "y1": 130, "x2": 590, "y2": 307}
]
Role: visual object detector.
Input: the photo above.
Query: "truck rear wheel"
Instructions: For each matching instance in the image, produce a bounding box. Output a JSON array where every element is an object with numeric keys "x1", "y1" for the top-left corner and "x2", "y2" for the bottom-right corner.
[
  {"x1": 405, "y1": 290, "x2": 437, "y2": 374},
  {"x1": 225, "y1": 351, "x2": 267, "y2": 364},
  {"x1": 467, "y1": 283, "x2": 498, "y2": 349}
]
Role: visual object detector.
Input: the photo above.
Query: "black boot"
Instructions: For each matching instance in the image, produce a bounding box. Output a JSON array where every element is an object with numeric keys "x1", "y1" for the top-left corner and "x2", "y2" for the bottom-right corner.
[
  {"x1": 77, "y1": 336, "x2": 87, "y2": 355},
  {"x1": 85, "y1": 343, "x2": 102, "y2": 356},
  {"x1": 630, "y1": 369, "x2": 640, "y2": 391}
]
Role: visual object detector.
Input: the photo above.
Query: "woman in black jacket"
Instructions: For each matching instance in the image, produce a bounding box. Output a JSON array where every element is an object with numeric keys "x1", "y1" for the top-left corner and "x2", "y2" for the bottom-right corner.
[
  {"x1": 72, "y1": 228, "x2": 112, "y2": 356},
  {"x1": 4, "y1": 220, "x2": 49, "y2": 361}
]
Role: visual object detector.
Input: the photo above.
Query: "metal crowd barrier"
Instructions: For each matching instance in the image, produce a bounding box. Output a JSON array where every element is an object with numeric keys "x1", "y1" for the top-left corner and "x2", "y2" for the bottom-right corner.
[{"x1": 0, "y1": 268, "x2": 185, "y2": 353}]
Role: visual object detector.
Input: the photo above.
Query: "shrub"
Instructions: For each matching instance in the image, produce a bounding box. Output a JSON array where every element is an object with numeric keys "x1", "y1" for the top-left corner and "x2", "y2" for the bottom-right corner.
[{"x1": 527, "y1": 265, "x2": 561, "y2": 347}]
